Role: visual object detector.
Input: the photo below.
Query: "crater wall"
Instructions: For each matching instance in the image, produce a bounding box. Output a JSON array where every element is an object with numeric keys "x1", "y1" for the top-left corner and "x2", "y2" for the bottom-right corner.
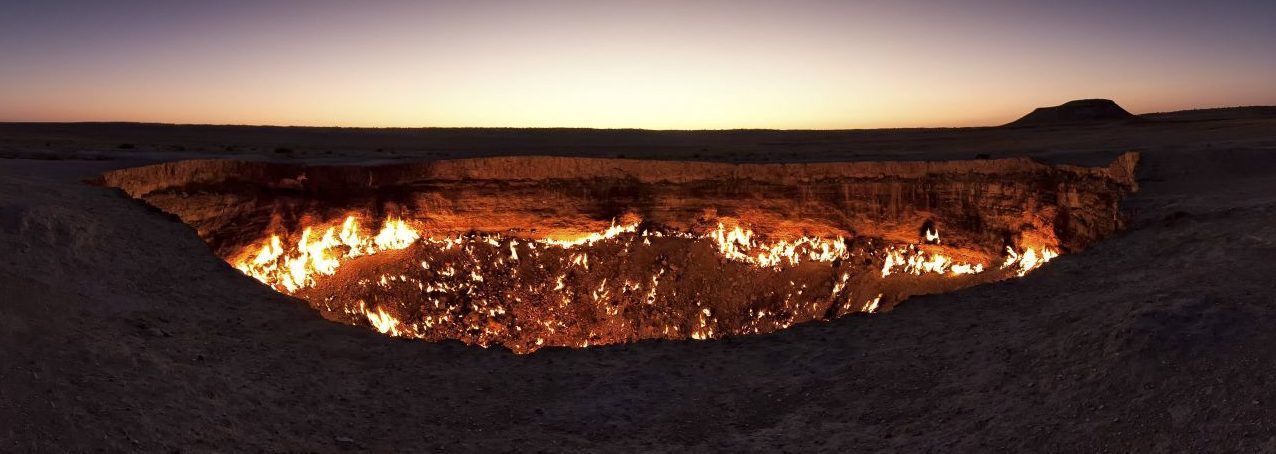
[{"x1": 97, "y1": 153, "x2": 1138, "y2": 351}]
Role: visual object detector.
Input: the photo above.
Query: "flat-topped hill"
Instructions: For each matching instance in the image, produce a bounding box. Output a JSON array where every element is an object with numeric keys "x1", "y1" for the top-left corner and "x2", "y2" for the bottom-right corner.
[{"x1": 1005, "y1": 99, "x2": 1138, "y2": 127}]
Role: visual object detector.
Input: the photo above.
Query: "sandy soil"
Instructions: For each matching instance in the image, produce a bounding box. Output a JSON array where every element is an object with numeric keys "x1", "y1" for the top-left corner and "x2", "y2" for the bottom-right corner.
[{"x1": 2, "y1": 113, "x2": 1276, "y2": 452}]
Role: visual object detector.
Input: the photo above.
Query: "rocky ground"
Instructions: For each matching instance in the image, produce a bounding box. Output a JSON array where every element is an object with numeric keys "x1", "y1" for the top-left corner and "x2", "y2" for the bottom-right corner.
[{"x1": 2, "y1": 111, "x2": 1275, "y2": 451}]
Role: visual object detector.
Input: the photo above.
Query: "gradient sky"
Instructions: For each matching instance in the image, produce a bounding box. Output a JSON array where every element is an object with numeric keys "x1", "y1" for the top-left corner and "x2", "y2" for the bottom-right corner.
[{"x1": 2, "y1": 0, "x2": 1274, "y2": 129}]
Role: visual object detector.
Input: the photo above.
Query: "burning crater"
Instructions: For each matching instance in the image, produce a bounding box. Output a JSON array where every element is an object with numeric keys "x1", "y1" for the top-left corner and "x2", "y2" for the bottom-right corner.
[{"x1": 100, "y1": 153, "x2": 1138, "y2": 353}]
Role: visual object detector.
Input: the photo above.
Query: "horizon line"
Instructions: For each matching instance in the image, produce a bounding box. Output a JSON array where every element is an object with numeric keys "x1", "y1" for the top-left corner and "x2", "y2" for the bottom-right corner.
[{"x1": 1, "y1": 103, "x2": 1272, "y2": 132}]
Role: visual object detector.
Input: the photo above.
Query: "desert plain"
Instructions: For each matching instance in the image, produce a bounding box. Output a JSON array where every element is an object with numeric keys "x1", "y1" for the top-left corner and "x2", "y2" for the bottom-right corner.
[{"x1": 2, "y1": 104, "x2": 1276, "y2": 451}]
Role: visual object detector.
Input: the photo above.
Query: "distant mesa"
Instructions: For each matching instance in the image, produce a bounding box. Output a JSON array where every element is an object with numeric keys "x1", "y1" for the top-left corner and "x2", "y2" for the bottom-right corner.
[{"x1": 1005, "y1": 99, "x2": 1138, "y2": 127}]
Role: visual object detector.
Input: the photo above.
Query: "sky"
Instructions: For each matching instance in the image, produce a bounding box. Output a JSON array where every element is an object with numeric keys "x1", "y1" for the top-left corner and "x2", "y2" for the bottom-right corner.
[{"x1": 1, "y1": 0, "x2": 1274, "y2": 129}]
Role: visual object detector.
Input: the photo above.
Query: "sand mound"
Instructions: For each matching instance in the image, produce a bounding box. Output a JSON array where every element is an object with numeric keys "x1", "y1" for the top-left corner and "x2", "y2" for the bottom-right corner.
[{"x1": 1005, "y1": 99, "x2": 1138, "y2": 127}]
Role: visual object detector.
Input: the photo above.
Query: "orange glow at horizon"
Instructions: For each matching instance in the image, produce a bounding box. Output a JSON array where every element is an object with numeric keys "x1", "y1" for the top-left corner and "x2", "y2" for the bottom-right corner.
[{"x1": 1, "y1": 1, "x2": 1274, "y2": 129}]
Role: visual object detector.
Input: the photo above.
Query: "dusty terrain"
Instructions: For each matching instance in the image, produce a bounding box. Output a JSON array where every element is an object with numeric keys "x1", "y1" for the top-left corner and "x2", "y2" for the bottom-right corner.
[{"x1": 2, "y1": 108, "x2": 1276, "y2": 451}]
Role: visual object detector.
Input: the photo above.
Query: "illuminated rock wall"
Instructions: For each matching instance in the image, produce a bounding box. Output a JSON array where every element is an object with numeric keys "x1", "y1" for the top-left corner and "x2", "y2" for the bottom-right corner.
[{"x1": 99, "y1": 153, "x2": 1138, "y2": 352}]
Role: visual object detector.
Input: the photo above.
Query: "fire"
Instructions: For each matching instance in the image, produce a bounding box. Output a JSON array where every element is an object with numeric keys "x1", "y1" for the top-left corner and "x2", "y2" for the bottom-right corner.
[
  {"x1": 542, "y1": 220, "x2": 640, "y2": 248},
  {"x1": 865, "y1": 294, "x2": 883, "y2": 313},
  {"x1": 879, "y1": 243, "x2": 1057, "y2": 279},
  {"x1": 374, "y1": 218, "x2": 420, "y2": 250},
  {"x1": 707, "y1": 222, "x2": 849, "y2": 268},
  {"x1": 363, "y1": 303, "x2": 402, "y2": 336},
  {"x1": 1001, "y1": 246, "x2": 1058, "y2": 277},
  {"x1": 234, "y1": 215, "x2": 421, "y2": 292},
  {"x1": 880, "y1": 246, "x2": 984, "y2": 278},
  {"x1": 924, "y1": 226, "x2": 941, "y2": 243},
  {"x1": 230, "y1": 213, "x2": 1064, "y2": 352}
]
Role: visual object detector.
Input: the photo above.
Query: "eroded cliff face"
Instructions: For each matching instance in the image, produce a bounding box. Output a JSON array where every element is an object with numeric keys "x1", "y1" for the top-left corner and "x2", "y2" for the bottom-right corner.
[{"x1": 98, "y1": 153, "x2": 1138, "y2": 352}]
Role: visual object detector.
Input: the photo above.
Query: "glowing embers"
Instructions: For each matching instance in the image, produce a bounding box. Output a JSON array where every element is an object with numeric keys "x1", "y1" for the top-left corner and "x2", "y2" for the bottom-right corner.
[{"x1": 230, "y1": 214, "x2": 1060, "y2": 353}]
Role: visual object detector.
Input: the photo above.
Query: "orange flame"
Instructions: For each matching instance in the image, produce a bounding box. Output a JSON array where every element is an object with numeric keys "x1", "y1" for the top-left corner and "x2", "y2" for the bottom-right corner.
[
  {"x1": 880, "y1": 246, "x2": 984, "y2": 278},
  {"x1": 234, "y1": 215, "x2": 420, "y2": 292},
  {"x1": 1001, "y1": 246, "x2": 1058, "y2": 276},
  {"x1": 230, "y1": 213, "x2": 1063, "y2": 350}
]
